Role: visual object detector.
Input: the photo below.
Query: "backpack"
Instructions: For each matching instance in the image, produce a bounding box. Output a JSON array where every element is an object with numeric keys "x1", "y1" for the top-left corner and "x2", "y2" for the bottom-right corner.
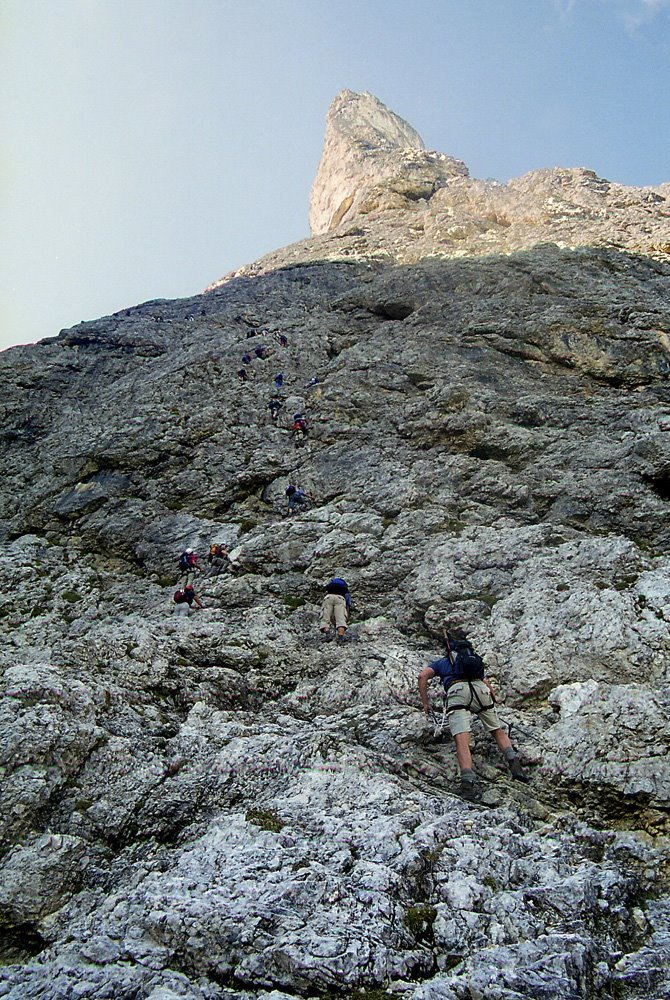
[
  {"x1": 328, "y1": 578, "x2": 351, "y2": 609},
  {"x1": 178, "y1": 553, "x2": 190, "y2": 571},
  {"x1": 174, "y1": 589, "x2": 185, "y2": 603},
  {"x1": 450, "y1": 639, "x2": 486, "y2": 681}
]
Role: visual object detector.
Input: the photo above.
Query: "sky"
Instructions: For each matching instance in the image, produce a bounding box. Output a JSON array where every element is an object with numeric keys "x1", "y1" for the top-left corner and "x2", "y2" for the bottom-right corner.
[{"x1": 1, "y1": 0, "x2": 669, "y2": 353}]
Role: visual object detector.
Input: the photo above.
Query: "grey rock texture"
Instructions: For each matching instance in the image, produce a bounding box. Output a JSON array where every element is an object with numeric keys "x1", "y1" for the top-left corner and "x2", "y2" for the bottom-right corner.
[{"x1": 1, "y1": 90, "x2": 670, "y2": 999}]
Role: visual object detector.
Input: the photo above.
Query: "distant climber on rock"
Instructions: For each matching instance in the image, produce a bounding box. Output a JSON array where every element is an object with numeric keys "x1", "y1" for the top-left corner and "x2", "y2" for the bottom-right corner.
[
  {"x1": 292, "y1": 413, "x2": 309, "y2": 448},
  {"x1": 173, "y1": 584, "x2": 204, "y2": 616},
  {"x1": 242, "y1": 352, "x2": 252, "y2": 365},
  {"x1": 418, "y1": 628, "x2": 528, "y2": 801},
  {"x1": 286, "y1": 484, "x2": 313, "y2": 515},
  {"x1": 274, "y1": 373, "x2": 284, "y2": 389},
  {"x1": 275, "y1": 332, "x2": 288, "y2": 348},
  {"x1": 237, "y1": 368, "x2": 250, "y2": 382},
  {"x1": 268, "y1": 397, "x2": 283, "y2": 423},
  {"x1": 178, "y1": 548, "x2": 200, "y2": 584},
  {"x1": 254, "y1": 344, "x2": 271, "y2": 360},
  {"x1": 204, "y1": 543, "x2": 230, "y2": 578},
  {"x1": 320, "y1": 577, "x2": 351, "y2": 643}
]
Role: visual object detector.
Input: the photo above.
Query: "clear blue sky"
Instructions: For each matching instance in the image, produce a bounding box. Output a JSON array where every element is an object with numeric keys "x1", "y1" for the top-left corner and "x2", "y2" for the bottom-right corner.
[{"x1": 1, "y1": 0, "x2": 669, "y2": 351}]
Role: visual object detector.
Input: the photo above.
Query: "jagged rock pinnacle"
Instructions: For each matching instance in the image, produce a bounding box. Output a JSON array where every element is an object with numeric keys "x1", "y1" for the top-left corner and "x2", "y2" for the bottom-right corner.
[
  {"x1": 309, "y1": 89, "x2": 468, "y2": 234},
  {"x1": 303, "y1": 89, "x2": 669, "y2": 261}
]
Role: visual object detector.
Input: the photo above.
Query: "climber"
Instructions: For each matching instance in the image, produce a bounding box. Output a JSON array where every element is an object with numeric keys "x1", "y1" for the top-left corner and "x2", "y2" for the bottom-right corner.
[
  {"x1": 268, "y1": 397, "x2": 283, "y2": 423},
  {"x1": 320, "y1": 577, "x2": 351, "y2": 643},
  {"x1": 286, "y1": 484, "x2": 313, "y2": 515},
  {"x1": 305, "y1": 376, "x2": 322, "y2": 389},
  {"x1": 242, "y1": 352, "x2": 252, "y2": 365},
  {"x1": 173, "y1": 584, "x2": 204, "y2": 616},
  {"x1": 275, "y1": 332, "x2": 288, "y2": 348},
  {"x1": 254, "y1": 344, "x2": 271, "y2": 360},
  {"x1": 274, "y1": 373, "x2": 284, "y2": 390},
  {"x1": 178, "y1": 548, "x2": 200, "y2": 584},
  {"x1": 204, "y1": 543, "x2": 230, "y2": 578},
  {"x1": 237, "y1": 368, "x2": 250, "y2": 382},
  {"x1": 418, "y1": 628, "x2": 528, "y2": 801},
  {"x1": 292, "y1": 413, "x2": 309, "y2": 448}
]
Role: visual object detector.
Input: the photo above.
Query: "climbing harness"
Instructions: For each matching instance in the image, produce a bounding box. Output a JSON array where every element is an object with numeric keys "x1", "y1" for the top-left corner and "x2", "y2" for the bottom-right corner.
[
  {"x1": 429, "y1": 633, "x2": 496, "y2": 738},
  {"x1": 429, "y1": 681, "x2": 495, "y2": 739}
]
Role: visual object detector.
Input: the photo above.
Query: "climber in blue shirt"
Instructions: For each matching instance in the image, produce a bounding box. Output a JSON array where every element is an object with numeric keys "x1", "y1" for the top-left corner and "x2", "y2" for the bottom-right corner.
[
  {"x1": 419, "y1": 628, "x2": 528, "y2": 800},
  {"x1": 320, "y1": 578, "x2": 351, "y2": 643}
]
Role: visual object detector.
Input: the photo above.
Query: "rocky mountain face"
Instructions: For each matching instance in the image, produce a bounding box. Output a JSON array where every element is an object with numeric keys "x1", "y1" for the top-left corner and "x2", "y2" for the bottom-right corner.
[{"x1": 1, "y1": 90, "x2": 670, "y2": 1000}]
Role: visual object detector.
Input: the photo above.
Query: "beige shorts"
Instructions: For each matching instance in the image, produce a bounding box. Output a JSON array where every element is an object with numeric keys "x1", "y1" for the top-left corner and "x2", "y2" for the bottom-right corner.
[
  {"x1": 321, "y1": 594, "x2": 348, "y2": 630},
  {"x1": 446, "y1": 680, "x2": 502, "y2": 737}
]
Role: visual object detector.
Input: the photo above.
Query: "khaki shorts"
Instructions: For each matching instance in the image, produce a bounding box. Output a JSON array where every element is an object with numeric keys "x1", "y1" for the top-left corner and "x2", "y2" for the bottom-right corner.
[
  {"x1": 321, "y1": 593, "x2": 348, "y2": 630},
  {"x1": 446, "y1": 680, "x2": 502, "y2": 737}
]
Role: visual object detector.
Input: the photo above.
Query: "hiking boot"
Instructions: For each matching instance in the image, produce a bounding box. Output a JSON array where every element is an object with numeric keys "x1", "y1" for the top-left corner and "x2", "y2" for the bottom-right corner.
[
  {"x1": 509, "y1": 758, "x2": 529, "y2": 783},
  {"x1": 459, "y1": 776, "x2": 482, "y2": 802},
  {"x1": 336, "y1": 633, "x2": 347, "y2": 644},
  {"x1": 320, "y1": 630, "x2": 333, "y2": 642}
]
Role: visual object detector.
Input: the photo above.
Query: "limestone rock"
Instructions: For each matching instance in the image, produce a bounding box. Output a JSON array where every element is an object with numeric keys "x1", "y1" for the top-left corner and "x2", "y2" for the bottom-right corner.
[
  {"x1": 309, "y1": 89, "x2": 468, "y2": 233},
  {"x1": 1, "y1": 92, "x2": 670, "y2": 999}
]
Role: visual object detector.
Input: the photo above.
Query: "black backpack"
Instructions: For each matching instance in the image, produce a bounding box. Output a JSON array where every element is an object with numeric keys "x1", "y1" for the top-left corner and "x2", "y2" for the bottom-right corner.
[{"x1": 451, "y1": 639, "x2": 486, "y2": 681}]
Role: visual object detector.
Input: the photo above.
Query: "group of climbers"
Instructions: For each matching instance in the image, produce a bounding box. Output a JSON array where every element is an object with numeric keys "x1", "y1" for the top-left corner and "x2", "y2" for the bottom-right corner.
[
  {"x1": 174, "y1": 487, "x2": 313, "y2": 615},
  {"x1": 232, "y1": 327, "x2": 311, "y2": 448},
  {"x1": 172, "y1": 480, "x2": 316, "y2": 614},
  {"x1": 237, "y1": 328, "x2": 284, "y2": 382},
  {"x1": 173, "y1": 540, "x2": 527, "y2": 796},
  {"x1": 318, "y1": 575, "x2": 529, "y2": 794},
  {"x1": 174, "y1": 543, "x2": 235, "y2": 613},
  {"x1": 174, "y1": 324, "x2": 531, "y2": 800}
]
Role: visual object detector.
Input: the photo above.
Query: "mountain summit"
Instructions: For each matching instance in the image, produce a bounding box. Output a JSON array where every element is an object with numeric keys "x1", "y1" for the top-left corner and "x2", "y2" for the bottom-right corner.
[
  {"x1": 309, "y1": 89, "x2": 467, "y2": 233},
  {"x1": 217, "y1": 89, "x2": 669, "y2": 289},
  {"x1": 1, "y1": 93, "x2": 670, "y2": 1000},
  {"x1": 310, "y1": 87, "x2": 670, "y2": 249}
]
